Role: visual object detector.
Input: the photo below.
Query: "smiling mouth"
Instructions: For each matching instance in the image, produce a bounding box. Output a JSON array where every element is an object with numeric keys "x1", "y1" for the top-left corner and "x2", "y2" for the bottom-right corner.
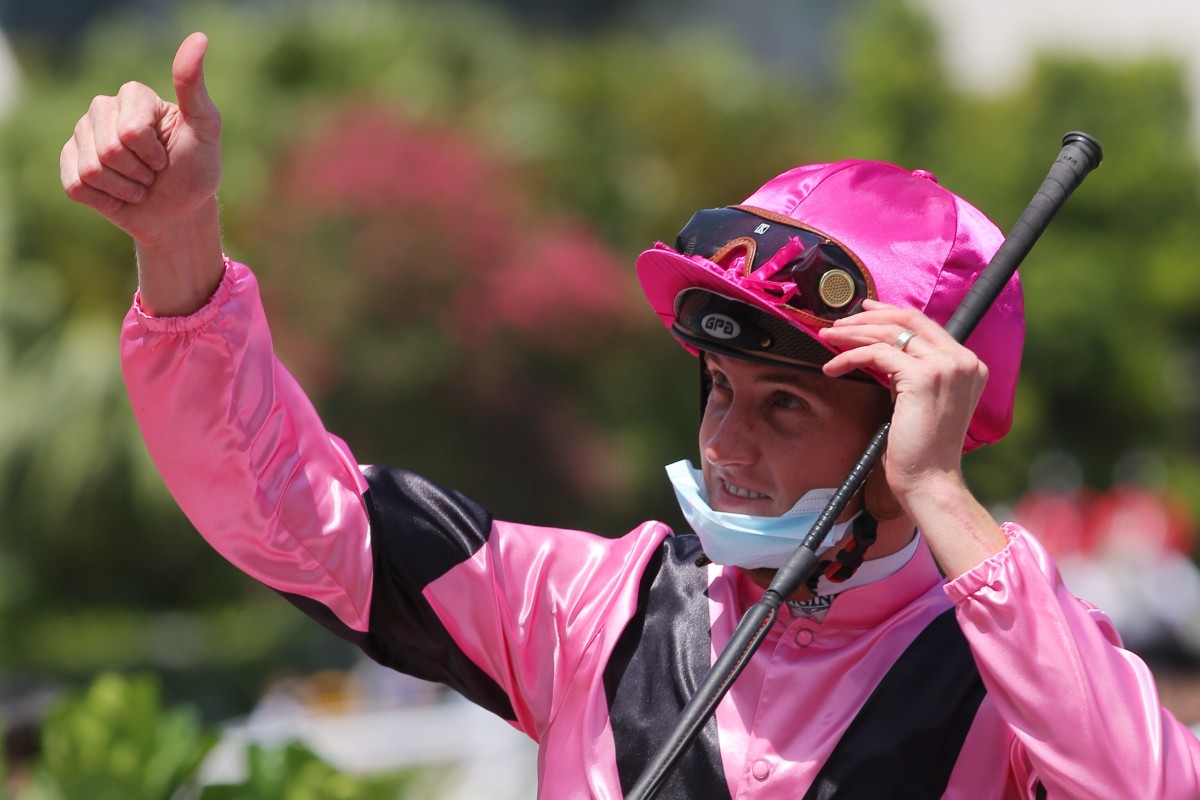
[{"x1": 721, "y1": 479, "x2": 769, "y2": 500}]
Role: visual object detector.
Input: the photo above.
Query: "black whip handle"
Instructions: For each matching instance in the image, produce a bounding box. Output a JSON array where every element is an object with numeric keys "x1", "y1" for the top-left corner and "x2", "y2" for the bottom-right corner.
[{"x1": 944, "y1": 131, "x2": 1103, "y2": 342}]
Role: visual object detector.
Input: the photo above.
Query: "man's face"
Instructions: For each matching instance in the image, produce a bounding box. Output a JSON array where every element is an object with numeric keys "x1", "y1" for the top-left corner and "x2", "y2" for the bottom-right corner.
[{"x1": 698, "y1": 352, "x2": 890, "y2": 517}]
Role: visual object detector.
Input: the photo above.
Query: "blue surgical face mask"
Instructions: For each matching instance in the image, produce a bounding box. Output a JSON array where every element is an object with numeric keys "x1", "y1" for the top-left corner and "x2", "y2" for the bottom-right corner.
[{"x1": 665, "y1": 459, "x2": 858, "y2": 570}]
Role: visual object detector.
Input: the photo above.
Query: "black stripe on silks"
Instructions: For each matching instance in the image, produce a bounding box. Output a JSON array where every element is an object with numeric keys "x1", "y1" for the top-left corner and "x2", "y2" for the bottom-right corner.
[
  {"x1": 289, "y1": 464, "x2": 516, "y2": 721},
  {"x1": 802, "y1": 609, "x2": 987, "y2": 800},
  {"x1": 1036, "y1": 780, "x2": 1047, "y2": 799},
  {"x1": 603, "y1": 534, "x2": 732, "y2": 800},
  {"x1": 362, "y1": 465, "x2": 495, "y2": 588}
]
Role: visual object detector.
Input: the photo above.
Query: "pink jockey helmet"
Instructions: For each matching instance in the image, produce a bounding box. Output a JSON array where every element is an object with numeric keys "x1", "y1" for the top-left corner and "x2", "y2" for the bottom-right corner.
[{"x1": 635, "y1": 159, "x2": 1024, "y2": 451}]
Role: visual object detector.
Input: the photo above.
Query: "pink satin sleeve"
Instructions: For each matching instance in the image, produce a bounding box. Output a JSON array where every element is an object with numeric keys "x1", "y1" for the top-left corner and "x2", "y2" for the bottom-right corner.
[
  {"x1": 947, "y1": 523, "x2": 1200, "y2": 798},
  {"x1": 120, "y1": 259, "x2": 374, "y2": 631}
]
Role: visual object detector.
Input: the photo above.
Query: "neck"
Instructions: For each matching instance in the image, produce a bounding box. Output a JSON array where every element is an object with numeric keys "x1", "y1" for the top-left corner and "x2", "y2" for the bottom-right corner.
[{"x1": 740, "y1": 514, "x2": 917, "y2": 601}]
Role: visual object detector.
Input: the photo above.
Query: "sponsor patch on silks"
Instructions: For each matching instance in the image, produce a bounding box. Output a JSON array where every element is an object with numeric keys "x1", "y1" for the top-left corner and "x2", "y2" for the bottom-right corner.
[{"x1": 787, "y1": 592, "x2": 836, "y2": 621}]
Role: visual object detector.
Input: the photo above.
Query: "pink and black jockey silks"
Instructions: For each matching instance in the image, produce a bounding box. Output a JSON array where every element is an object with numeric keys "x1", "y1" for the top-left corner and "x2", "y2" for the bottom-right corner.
[
  {"x1": 635, "y1": 160, "x2": 1024, "y2": 451},
  {"x1": 118, "y1": 260, "x2": 1200, "y2": 799}
]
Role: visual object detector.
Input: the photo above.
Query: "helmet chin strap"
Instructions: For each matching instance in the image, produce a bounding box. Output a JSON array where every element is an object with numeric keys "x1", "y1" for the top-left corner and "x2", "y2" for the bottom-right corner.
[{"x1": 806, "y1": 511, "x2": 878, "y2": 594}]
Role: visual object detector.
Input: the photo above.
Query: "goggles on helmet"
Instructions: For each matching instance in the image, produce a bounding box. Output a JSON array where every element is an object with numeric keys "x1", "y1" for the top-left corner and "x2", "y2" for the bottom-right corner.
[{"x1": 674, "y1": 205, "x2": 875, "y2": 325}]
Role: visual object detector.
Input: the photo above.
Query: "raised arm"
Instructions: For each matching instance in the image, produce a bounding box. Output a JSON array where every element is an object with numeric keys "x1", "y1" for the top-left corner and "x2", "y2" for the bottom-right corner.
[{"x1": 61, "y1": 34, "x2": 375, "y2": 631}]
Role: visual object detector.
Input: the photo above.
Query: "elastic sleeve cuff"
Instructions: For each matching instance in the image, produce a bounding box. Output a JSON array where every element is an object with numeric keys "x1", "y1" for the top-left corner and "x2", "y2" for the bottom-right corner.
[
  {"x1": 943, "y1": 522, "x2": 1028, "y2": 604},
  {"x1": 129, "y1": 255, "x2": 238, "y2": 334}
]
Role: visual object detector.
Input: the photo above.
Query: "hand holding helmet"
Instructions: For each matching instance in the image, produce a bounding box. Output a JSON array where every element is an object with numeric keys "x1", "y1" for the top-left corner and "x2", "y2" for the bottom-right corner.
[{"x1": 820, "y1": 298, "x2": 989, "y2": 525}]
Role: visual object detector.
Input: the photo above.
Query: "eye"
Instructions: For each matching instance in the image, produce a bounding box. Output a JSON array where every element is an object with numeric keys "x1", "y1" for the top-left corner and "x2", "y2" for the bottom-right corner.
[
  {"x1": 708, "y1": 368, "x2": 731, "y2": 392},
  {"x1": 773, "y1": 391, "x2": 808, "y2": 411},
  {"x1": 703, "y1": 368, "x2": 732, "y2": 414}
]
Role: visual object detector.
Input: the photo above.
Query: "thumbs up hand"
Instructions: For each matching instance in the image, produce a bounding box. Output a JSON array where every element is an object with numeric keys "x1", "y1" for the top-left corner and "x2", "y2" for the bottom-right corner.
[
  {"x1": 62, "y1": 32, "x2": 222, "y2": 243},
  {"x1": 62, "y1": 33, "x2": 225, "y2": 316}
]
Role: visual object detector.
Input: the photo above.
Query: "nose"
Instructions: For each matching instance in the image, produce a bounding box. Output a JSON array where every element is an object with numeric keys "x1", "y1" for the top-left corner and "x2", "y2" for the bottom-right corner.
[{"x1": 701, "y1": 402, "x2": 759, "y2": 467}]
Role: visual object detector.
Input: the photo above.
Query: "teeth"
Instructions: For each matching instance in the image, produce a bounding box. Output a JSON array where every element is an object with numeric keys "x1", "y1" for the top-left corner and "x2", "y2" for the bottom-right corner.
[{"x1": 723, "y1": 480, "x2": 766, "y2": 500}]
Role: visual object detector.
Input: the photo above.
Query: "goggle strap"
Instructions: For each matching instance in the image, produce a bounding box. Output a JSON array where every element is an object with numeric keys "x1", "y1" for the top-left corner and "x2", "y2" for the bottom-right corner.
[
  {"x1": 806, "y1": 512, "x2": 879, "y2": 593},
  {"x1": 729, "y1": 204, "x2": 814, "y2": 228}
]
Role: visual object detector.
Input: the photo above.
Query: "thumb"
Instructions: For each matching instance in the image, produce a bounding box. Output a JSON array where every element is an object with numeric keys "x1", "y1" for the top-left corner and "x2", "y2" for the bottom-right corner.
[{"x1": 171, "y1": 32, "x2": 219, "y2": 127}]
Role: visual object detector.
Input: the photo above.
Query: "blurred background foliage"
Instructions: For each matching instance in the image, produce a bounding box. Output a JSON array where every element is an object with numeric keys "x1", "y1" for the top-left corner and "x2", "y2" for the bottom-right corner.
[
  {"x1": 3, "y1": 671, "x2": 419, "y2": 798},
  {"x1": 1, "y1": 0, "x2": 1199, "y2": 767}
]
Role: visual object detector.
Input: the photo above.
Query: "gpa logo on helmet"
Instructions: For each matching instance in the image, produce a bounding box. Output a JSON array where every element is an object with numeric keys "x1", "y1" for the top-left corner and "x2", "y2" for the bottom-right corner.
[{"x1": 701, "y1": 313, "x2": 741, "y2": 340}]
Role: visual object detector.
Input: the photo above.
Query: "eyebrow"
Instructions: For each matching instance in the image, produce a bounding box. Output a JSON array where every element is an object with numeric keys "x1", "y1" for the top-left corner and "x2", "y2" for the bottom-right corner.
[{"x1": 705, "y1": 354, "x2": 825, "y2": 392}]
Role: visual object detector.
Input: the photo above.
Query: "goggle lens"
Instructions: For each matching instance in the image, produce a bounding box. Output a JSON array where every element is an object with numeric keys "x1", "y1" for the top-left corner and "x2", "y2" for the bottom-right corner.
[{"x1": 674, "y1": 206, "x2": 873, "y2": 322}]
